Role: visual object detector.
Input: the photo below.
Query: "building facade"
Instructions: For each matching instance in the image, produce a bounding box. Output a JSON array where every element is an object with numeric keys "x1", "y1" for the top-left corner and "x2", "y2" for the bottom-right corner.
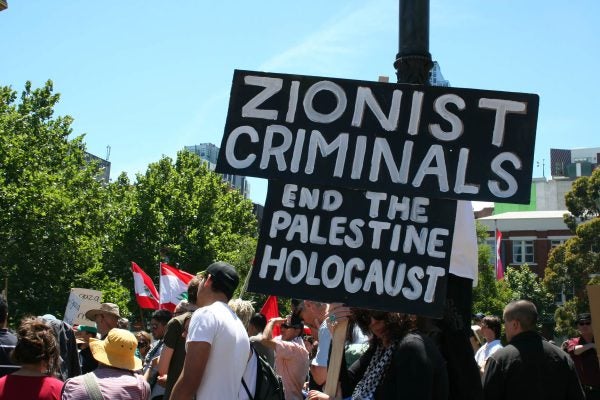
[
  {"x1": 477, "y1": 211, "x2": 572, "y2": 279},
  {"x1": 184, "y1": 143, "x2": 250, "y2": 198},
  {"x1": 84, "y1": 152, "x2": 111, "y2": 183}
]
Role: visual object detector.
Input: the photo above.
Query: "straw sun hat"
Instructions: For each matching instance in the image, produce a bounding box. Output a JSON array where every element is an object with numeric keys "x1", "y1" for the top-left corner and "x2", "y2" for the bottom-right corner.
[{"x1": 89, "y1": 328, "x2": 142, "y2": 371}]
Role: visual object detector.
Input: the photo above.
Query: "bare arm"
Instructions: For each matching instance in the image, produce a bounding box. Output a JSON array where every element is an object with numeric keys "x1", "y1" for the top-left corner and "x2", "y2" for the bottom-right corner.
[
  {"x1": 170, "y1": 341, "x2": 211, "y2": 400},
  {"x1": 260, "y1": 317, "x2": 285, "y2": 351},
  {"x1": 143, "y1": 357, "x2": 159, "y2": 382},
  {"x1": 157, "y1": 346, "x2": 174, "y2": 376},
  {"x1": 573, "y1": 342, "x2": 596, "y2": 355}
]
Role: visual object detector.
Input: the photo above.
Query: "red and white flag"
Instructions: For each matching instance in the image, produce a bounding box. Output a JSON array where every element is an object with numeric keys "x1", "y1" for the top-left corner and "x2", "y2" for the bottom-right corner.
[
  {"x1": 160, "y1": 263, "x2": 194, "y2": 312},
  {"x1": 496, "y1": 229, "x2": 504, "y2": 280},
  {"x1": 131, "y1": 262, "x2": 160, "y2": 310}
]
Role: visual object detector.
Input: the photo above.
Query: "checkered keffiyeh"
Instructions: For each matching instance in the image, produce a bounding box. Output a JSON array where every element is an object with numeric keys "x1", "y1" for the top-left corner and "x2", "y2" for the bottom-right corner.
[{"x1": 351, "y1": 343, "x2": 395, "y2": 400}]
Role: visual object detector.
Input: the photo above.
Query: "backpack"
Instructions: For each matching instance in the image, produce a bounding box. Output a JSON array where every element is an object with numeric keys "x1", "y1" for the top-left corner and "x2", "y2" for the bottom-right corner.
[{"x1": 242, "y1": 346, "x2": 285, "y2": 400}]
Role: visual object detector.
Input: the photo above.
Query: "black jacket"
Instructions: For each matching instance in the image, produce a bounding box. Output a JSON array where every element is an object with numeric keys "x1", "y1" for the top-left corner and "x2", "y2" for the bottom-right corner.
[
  {"x1": 346, "y1": 333, "x2": 449, "y2": 400},
  {"x1": 483, "y1": 330, "x2": 585, "y2": 400}
]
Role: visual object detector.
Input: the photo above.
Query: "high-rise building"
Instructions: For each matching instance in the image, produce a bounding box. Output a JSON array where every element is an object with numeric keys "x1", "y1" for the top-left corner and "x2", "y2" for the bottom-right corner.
[
  {"x1": 429, "y1": 61, "x2": 450, "y2": 87},
  {"x1": 84, "y1": 152, "x2": 111, "y2": 183},
  {"x1": 550, "y1": 147, "x2": 599, "y2": 178},
  {"x1": 184, "y1": 143, "x2": 250, "y2": 198}
]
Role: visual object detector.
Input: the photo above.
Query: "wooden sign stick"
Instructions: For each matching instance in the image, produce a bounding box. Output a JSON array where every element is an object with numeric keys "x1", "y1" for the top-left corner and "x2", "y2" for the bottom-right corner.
[{"x1": 323, "y1": 319, "x2": 348, "y2": 397}]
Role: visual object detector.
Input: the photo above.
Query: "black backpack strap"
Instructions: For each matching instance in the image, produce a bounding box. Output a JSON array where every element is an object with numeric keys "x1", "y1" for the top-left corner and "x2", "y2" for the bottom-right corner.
[{"x1": 242, "y1": 377, "x2": 255, "y2": 400}]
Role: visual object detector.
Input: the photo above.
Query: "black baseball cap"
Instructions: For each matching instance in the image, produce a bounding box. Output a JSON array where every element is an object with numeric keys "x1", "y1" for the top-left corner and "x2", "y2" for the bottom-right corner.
[
  {"x1": 577, "y1": 313, "x2": 591, "y2": 323},
  {"x1": 204, "y1": 262, "x2": 239, "y2": 299}
]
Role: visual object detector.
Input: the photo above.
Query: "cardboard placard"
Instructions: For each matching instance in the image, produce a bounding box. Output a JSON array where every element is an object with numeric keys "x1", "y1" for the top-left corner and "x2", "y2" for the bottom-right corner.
[
  {"x1": 63, "y1": 288, "x2": 102, "y2": 326},
  {"x1": 248, "y1": 180, "x2": 456, "y2": 318},
  {"x1": 216, "y1": 70, "x2": 539, "y2": 204}
]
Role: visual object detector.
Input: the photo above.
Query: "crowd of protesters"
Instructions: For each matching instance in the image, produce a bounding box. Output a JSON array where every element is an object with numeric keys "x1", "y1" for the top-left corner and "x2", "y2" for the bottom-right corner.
[{"x1": 0, "y1": 262, "x2": 598, "y2": 400}]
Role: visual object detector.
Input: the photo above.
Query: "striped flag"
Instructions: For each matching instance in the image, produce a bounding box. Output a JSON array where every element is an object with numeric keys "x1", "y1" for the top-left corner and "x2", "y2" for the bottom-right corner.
[
  {"x1": 160, "y1": 263, "x2": 194, "y2": 312},
  {"x1": 131, "y1": 262, "x2": 160, "y2": 310},
  {"x1": 496, "y1": 229, "x2": 504, "y2": 280}
]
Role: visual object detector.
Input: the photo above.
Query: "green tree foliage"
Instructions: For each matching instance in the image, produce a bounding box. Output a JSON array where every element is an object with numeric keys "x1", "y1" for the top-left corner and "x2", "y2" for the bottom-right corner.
[
  {"x1": 473, "y1": 221, "x2": 513, "y2": 317},
  {"x1": 545, "y1": 168, "x2": 600, "y2": 331},
  {"x1": 0, "y1": 82, "x2": 260, "y2": 323},
  {"x1": 116, "y1": 150, "x2": 258, "y2": 303},
  {"x1": 0, "y1": 81, "x2": 125, "y2": 320},
  {"x1": 504, "y1": 265, "x2": 555, "y2": 325},
  {"x1": 563, "y1": 168, "x2": 600, "y2": 231},
  {"x1": 553, "y1": 298, "x2": 579, "y2": 339}
]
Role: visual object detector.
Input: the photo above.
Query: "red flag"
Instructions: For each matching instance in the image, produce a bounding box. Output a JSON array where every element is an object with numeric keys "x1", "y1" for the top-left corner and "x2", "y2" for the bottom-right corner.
[
  {"x1": 260, "y1": 295, "x2": 281, "y2": 337},
  {"x1": 131, "y1": 262, "x2": 160, "y2": 309},
  {"x1": 496, "y1": 229, "x2": 504, "y2": 280},
  {"x1": 160, "y1": 263, "x2": 194, "y2": 312}
]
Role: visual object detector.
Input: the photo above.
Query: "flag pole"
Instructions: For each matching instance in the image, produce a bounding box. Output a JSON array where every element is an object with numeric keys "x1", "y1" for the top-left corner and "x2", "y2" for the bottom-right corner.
[
  {"x1": 239, "y1": 266, "x2": 252, "y2": 298},
  {"x1": 139, "y1": 306, "x2": 146, "y2": 329},
  {"x1": 494, "y1": 219, "x2": 498, "y2": 277}
]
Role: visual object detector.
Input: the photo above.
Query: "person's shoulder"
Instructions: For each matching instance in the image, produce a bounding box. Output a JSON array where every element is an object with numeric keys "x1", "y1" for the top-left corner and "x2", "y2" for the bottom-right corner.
[
  {"x1": 63, "y1": 373, "x2": 85, "y2": 388},
  {"x1": 44, "y1": 375, "x2": 65, "y2": 387},
  {"x1": 488, "y1": 342, "x2": 517, "y2": 361},
  {"x1": 543, "y1": 339, "x2": 571, "y2": 357},
  {"x1": 0, "y1": 329, "x2": 17, "y2": 343},
  {"x1": 489, "y1": 340, "x2": 503, "y2": 349},
  {"x1": 398, "y1": 332, "x2": 431, "y2": 348}
]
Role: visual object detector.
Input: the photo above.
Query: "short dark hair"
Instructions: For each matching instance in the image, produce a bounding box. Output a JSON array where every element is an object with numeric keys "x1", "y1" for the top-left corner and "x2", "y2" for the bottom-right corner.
[
  {"x1": 249, "y1": 313, "x2": 267, "y2": 332},
  {"x1": 482, "y1": 315, "x2": 502, "y2": 339},
  {"x1": 151, "y1": 309, "x2": 172, "y2": 325},
  {"x1": 0, "y1": 295, "x2": 7, "y2": 325},
  {"x1": 504, "y1": 300, "x2": 537, "y2": 331}
]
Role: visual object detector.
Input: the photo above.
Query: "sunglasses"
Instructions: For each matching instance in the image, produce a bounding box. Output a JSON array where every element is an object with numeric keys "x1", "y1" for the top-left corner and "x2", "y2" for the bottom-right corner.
[
  {"x1": 137, "y1": 341, "x2": 149, "y2": 347},
  {"x1": 578, "y1": 321, "x2": 591, "y2": 326}
]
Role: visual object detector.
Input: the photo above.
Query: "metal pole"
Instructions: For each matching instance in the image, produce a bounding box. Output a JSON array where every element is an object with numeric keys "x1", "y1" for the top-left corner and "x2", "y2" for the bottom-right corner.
[
  {"x1": 394, "y1": 0, "x2": 433, "y2": 85},
  {"x1": 494, "y1": 220, "x2": 499, "y2": 277}
]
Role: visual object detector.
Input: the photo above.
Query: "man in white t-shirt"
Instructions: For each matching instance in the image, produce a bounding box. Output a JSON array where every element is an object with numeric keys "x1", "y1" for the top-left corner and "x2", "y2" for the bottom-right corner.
[
  {"x1": 475, "y1": 315, "x2": 503, "y2": 377},
  {"x1": 170, "y1": 262, "x2": 250, "y2": 400}
]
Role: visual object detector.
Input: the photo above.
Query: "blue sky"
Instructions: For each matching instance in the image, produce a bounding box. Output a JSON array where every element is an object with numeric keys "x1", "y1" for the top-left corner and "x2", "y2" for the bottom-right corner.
[{"x1": 1, "y1": 1, "x2": 598, "y2": 206}]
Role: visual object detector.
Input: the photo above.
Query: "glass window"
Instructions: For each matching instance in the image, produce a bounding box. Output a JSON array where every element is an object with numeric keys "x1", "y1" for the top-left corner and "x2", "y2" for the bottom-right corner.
[{"x1": 512, "y1": 240, "x2": 534, "y2": 264}]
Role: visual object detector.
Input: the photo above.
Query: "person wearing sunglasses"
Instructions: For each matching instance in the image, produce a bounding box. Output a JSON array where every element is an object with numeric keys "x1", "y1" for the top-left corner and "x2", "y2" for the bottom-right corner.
[
  {"x1": 566, "y1": 313, "x2": 600, "y2": 399},
  {"x1": 260, "y1": 314, "x2": 309, "y2": 400},
  {"x1": 135, "y1": 331, "x2": 152, "y2": 361}
]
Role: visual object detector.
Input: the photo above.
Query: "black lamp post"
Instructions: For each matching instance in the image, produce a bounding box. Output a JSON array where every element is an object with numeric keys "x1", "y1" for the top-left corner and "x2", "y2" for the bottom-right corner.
[{"x1": 394, "y1": 0, "x2": 433, "y2": 85}]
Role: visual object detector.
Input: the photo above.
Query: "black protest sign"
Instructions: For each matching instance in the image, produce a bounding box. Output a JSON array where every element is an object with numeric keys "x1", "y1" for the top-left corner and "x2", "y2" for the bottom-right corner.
[
  {"x1": 248, "y1": 180, "x2": 457, "y2": 318},
  {"x1": 216, "y1": 70, "x2": 539, "y2": 204}
]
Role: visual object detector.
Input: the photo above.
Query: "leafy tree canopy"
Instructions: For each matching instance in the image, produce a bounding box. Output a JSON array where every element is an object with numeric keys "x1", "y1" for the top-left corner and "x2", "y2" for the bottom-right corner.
[
  {"x1": 0, "y1": 81, "x2": 119, "y2": 320},
  {"x1": 545, "y1": 167, "x2": 600, "y2": 331}
]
